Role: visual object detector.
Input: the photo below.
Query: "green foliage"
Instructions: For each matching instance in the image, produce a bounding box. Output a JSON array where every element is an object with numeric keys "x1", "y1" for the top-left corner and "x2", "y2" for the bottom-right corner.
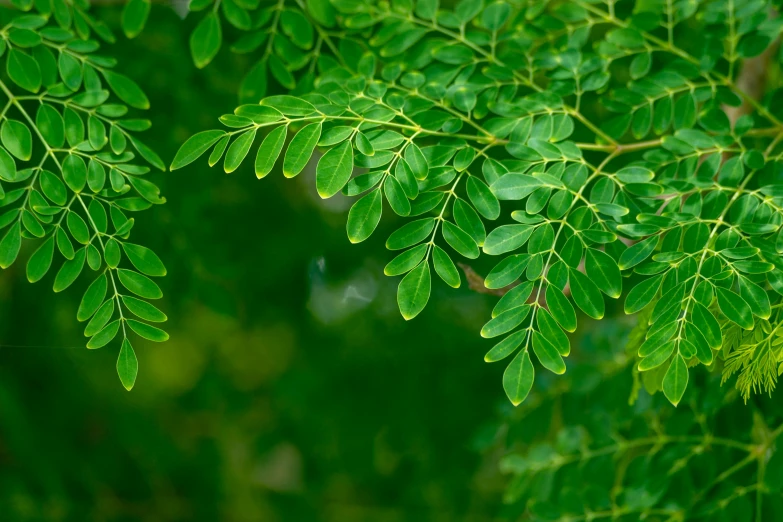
[
  {"x1": 182, "y1": 0, "x2": 336, "y2": 103},
  {"x1": 494, "y1": 317, "x2": 783, "y2": 521},
  {"x1": 176, "y1": 0, "x2": 783, "y2": 409},
  {"x1": 0, "y1": 1, "x2": 166, "y2": 390}
]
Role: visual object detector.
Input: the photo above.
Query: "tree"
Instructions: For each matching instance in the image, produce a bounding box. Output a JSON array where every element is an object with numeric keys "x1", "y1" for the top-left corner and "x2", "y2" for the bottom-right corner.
[{"x1": 2, "y1": 0, "x2": 783, "y2": 519}]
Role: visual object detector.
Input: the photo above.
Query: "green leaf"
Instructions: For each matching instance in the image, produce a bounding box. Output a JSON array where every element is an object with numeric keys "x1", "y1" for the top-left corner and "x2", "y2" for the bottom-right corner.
[
  {"x1": 58, "y1": 52, "x2": 82, "y2": 91},
  {"x1": 618, "y1": 236, "x2": 658, "y2": 270},
  {"x1": 585, "y1": 248, "x2": 621, "y2": 298},
  {"x1": 63, "y1": 154, "x2": 87, "y2": 192},
  {"x1": 346, "y1": 188, "x2": 382, "y2": 244},
  {"x1": 0, "y1": 146, "x2": 17, "y2": 182},
  {"x1": 85, "y1": 299, "x2": 114, "y2": 337},
  {"x1": 7, "y1": 48, "x2": 41, "y2": 92},
  {"x1": 316, "y1": 141, "x2": 353, "y2": 198},
  {"x1": 122, "y1": 295, "x2": 167, "y2": 322},
  {"x1": 122, "y1": 0, "x2": 151, "y2": 39},
  {"x1": 404, "y1": 143, "x2": 428, "y2": 180},
  {"x1": 467, "y1": 177, "x2": 500, "y2": 220},
  {"x1": 209, "y1": 136, "x2": 230, "y2": 167},
  {"x1": 89, "y1": 116, "x2": 107, "y2": 152},
  {"x1": 690, "y1": 302, "x2": 722, "y2": 349},
  {"x1": 105, "y1": 238, "x2": 121, "y2": 268},
  {"x1": 280, "y1": 9, "x2": 313, "y2": 49},
  {"x1": 384, "y1": 175, "x2": 411, "y2": 216},
  {"x1": 22, "y1": 210, "x2": 44, "y2": 238},
  {"x1": 0, "y1": 222, "x2": 22, "y2": 269},
  {"x1": 568, "y1": 268, "x2": 605, "y2": 320},
  {"x1": 531, "y1": 330, "x2": 566, "y2": 375},
  {"x1": 36, "y1": 104, "x2": 64, "y2": 148},
  {"x1": 77, "y1": 273, "x2": 108, "y2": 321},
  {"x1": 738, "y1": 275, "x2": 771, "y2": 319},
  {"x1": 638, "y1": 341, "x2": 675, "y2": 371},
  {"x1": 320, "y1": 126, "x2": 353, "y2": 147},
  {"x1": 128, "y1": 135, "x2": 165, "y2": 170},
  {"x1": 117, "y1": 268, "x2": 163, "y2": 299},
  {"x1": 432, "y1": 245, "x2": 460, "y2": 288},
  {"x1": 87, "y1": 319, "x2": 120, "y2": 349},
  {"x1": 662, "y1": 354, "x2": 688, "y2": 406},
  {"x1": 538, "y1": 309, "x2": 570, "y2": 359},
  {"x1": 39, "y1": 170, "x2": 68, "y2": 206},
  {"x1": 26, "y1": 235, "x2": 54, "y2": 283},
  {"x1": 254, "y1": 125, "x2": 287, "y2": 178},
  {"x1": 386, "y1": 218, "x2": 435, "y2": 250},
  {"x1": 56, "y1": 227, "x2": 74, "y2": 260},
  {"x1": 493, "y1": 282, "x2": 534, "y2": 317},
  {"x1": 384, "y1": 245, "x2": 428, "y2": 277},
  {"x1": 283, "y1": 123, "x2": 321, "y2": 178},
  {"x1": 122, "y1": 242, "x2": 166, "y2": 276},
  {"x1": 625, "y1": 274, "x2": 664, "y2": 314},
  {"x1": 170, "y1": 130, "x2": 226, "y2": 170},
  {"x1": 503, "y1": 349, "x2": 534, "y2": 406},
  {"x1": 41, "y1": 171, "x2": 67, "y2": 206},
  {"x1": 224, "y1": 128, "x2": 256, "y2": 173},
  {"x1": 268, "y1": 54, "x2": 295, "y2": 89},
  {"x1": 260, "y1": 95, "x2": 315, "y2": 116},
  {"x1": 485, "y1": 254, "x2": 529, "y2": 289},
  {"x1": 482, "y1": 1, "x2": 511, "y2": 30},
  {"x1": 715, "y1": 287, "x2": 754, "y2": 330},
  {"x1": 53, "y1": 247, "x2": 86, "y2": 292},
  {"x1": 1, "y1": 120, "x2": 32, "y2": 161},
  {"x1": 191, "y1": 13, "x2": 222, "y2": 69},
  {"x1": 127, "y1": 319, "x2": 169, "y2": 342},
  {"x1": 397, "y1": 260, "x2": 431, "y2": 320},
  {"x1": 116, "y1": 338, "x2": 138, "y2": 391},
  {"x1": 442, "y1": 221, "x2": 479, "y2": 259},
  {"x1": 491, "y1": 174, "x2": 543, "y2": 200},
  {"x1": 355, "y1": 131, "x2": 374, "y2": 156},
  {"x1": 452, "y1": 199, "x2": 484, "y2": 246},
  {"x1": 394, "y1": 158, "x2": 418, "y2": 199},
  {"x1": 238, "y1": 60, "x2": 268, "y2": 104},
  {"x1": 485, "y1": 331, "x2": 525, "y2": 363},
  {"x1": 546, "y1": 284, "x2": 577, "y2": 332},
  {"x1": 484, "y1": 225, "x2": 533, "y2": 255},
  {"x1": 110, "y1": 125, "x2": 127, "y2": 155},
  {"x1": 481, "y1": 305, "x2": 531, "y2": 338},
  {"x1": 64, "y1": 108, "x2": 84, "y2": 148}
]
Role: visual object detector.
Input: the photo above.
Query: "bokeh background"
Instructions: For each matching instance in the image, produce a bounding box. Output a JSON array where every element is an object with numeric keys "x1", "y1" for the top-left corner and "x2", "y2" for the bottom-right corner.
[{"x1": 2, "y1": 6, "x2": 778, "y2": 522}]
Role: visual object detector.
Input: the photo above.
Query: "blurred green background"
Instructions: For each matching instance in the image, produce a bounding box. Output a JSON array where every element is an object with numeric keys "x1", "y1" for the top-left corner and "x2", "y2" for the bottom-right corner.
[{"x1": 0, "y1": 7, "x2": 516, "y2": 521}]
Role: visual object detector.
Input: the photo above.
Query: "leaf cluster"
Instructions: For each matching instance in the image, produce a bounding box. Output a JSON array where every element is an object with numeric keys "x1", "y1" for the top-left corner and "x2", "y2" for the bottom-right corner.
[
  {"x1": 175, "y1": 0, "x2": 783, "y2": 407},
  {"x1": 494, "y1": 316, "x2": 783, "y2": 521},
  {"x1": 0, "y1": 0, "x2": 167, "y2": 390}
]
